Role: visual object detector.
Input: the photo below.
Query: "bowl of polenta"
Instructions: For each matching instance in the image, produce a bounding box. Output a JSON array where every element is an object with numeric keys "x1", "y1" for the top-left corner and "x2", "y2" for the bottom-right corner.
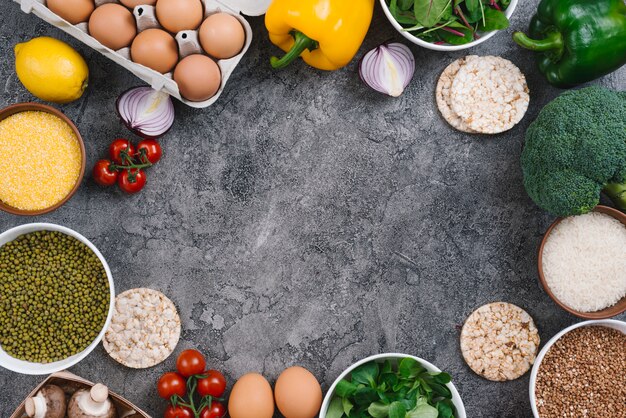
[{"x1": 0, "y1": 103, "x2": 85, "y2": 216}]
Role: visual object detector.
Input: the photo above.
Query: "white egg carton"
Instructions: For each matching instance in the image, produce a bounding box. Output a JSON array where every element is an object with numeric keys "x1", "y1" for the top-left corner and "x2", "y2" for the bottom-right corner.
[{"x1": 13, "y1": 0, "x2": 271, "y2": 108}]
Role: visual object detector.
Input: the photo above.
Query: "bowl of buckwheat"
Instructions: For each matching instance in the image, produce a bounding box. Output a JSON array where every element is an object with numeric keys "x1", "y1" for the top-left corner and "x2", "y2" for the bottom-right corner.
[{"x1": 529, "y1": 319, "x2": 626, "y2": 418}]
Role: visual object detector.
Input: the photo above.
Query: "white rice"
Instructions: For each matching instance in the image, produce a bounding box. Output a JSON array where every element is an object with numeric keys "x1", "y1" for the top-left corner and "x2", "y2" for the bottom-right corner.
[{"x1": 542, "y1": 212, "x2": 626, "y2": 312}]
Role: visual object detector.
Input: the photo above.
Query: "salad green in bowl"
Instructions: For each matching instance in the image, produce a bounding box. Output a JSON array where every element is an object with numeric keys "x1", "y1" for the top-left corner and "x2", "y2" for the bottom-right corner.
[
  {"x1": 381, "y1": 0, "x2": 518, "y2": 51},
  {"x1": 320, "y1": 353, "x2": 466, "y2": 418}
]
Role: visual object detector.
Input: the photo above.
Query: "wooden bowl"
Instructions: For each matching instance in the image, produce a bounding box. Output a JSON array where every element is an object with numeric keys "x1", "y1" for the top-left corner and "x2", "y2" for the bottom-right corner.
[
  {"x1": 0, "y1": 103, "x2": 85, "y2": 216},
  {"x1": 538, "y1": 205, "x2": 626, "y2": 319}
]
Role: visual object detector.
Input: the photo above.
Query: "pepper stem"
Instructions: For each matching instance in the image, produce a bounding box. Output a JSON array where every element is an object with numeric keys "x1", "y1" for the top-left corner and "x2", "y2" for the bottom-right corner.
[
  {"x1": 603, "y1": 182, "x2": 626, "y2": 211},
  {"x1": 512, "y1": 31, "x2": 564, "y2": 53},
  {"x1": 270, "y1": 30, "x2": 319, "y2": 69}
]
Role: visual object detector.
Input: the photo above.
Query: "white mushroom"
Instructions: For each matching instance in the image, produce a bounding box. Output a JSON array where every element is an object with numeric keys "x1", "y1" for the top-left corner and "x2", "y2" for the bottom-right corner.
[
  {"x1": 67, "y1": 384, "x2": 117, "y2": 418},
  {"x1": 25, "y1": 385, "x2": 66, "y2": 418}
]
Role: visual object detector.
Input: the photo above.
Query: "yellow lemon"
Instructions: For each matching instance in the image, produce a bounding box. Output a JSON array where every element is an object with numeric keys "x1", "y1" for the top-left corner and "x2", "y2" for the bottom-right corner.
[{"x1": 14, "y1": 37, "x2": 89, "y2": 104}]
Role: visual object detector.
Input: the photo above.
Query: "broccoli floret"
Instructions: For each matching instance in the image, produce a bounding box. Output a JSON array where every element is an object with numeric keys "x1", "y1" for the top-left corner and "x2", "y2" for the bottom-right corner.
[{"x1": 521, "y1": 86, "x2": 626, "y2": 216}]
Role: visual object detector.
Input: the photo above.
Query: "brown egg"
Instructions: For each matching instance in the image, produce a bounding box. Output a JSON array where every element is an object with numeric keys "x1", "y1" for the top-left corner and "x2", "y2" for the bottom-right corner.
[
  {"x1": 120, "y1": 0, "x2": 157, "y2": 7},
  {"x1": 228, "y1": 373, "x2": 274, "y2": 418},
  {"x1": 174, "y1": 54, "x2": 221, "y2": 102},
  {"x1": 274, "y1": 367, "x2": 322, "y2": 418},
  {"x1": 131, "y1": 29, "x2": 179, "y2": 73},
  {"x1": 199, "y1": 13, "x2": 245, "y2": 59},
  {"x1": 47, "y1": 0, "x2": 94, "y2": 24},
  {"x1": 89, "y1": 4, "x2": 137, "y2": 50},
  {"x1": 156, "y1": 0, "x2": 203, "y2": 33}
]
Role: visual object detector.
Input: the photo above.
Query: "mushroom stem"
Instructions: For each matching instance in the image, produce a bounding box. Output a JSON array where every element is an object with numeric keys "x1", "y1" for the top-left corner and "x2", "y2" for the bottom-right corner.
[{"x1": 24, "y1": 395, "x2": 47, "y2": 418}]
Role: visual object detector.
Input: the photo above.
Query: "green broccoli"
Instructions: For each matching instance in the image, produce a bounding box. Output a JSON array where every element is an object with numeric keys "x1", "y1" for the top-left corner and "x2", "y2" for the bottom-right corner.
[{"x1": 521, "y1": 86, "x2": 626, "y2": 217}]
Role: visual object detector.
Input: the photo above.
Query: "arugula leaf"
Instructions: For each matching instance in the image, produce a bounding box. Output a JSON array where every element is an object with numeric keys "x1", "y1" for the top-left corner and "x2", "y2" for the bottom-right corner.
[
  {"x1": 342, "y1": 397, "x2": 354, "y2": 416},
  {"x1": 326, "y1": 397, "x2": 344, "y2": 418},
  {"x1": 367, "y1": 402, "x2": 389, "y2": 418},
  {"x1": 478, "y1": 7, "x2": 509, "y2": 31},
  {"x1": 351, "y1": 362, "x2": 379, "y2": 386},
  {"x1": 406, "y1": 404, "x2": 439, "y2": 418},
  {"x1": 388, "y1": 401, "x2": 407, "y2": 418},
  {"x1": 414, "y1": 0, "x2": 450, "y2": 27},
  {"x1": 336, "y1": 380, "x2": 359, "y2": 397}
]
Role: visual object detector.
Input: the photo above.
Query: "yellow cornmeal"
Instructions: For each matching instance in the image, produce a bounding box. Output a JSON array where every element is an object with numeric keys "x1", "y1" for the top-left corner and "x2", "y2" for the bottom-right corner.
[{"x1": 0, "y1": 111, "x2": 81, "y2": 211}]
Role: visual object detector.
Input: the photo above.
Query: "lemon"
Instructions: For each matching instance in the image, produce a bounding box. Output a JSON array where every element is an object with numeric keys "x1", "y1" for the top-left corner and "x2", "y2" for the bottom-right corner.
[{"x1": 14, "y1": 37, "x2": 89, "y2": 104}]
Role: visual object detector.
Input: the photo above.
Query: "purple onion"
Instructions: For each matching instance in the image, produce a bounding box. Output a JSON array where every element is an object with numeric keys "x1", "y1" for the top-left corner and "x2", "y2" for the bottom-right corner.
[
  {"x1": 116, "y1": 87, "x2": 175, "y2": 139},
  {"x1": 359, "y1": 43, "x2": 415, "y2": 97}
]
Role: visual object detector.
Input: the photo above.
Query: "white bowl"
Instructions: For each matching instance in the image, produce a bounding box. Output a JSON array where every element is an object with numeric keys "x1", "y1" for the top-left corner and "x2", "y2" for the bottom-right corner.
[
  {"x1": 0, "y1": 223, "x2": 115, "y2": 375},
  {"x1": 379, "y1": 0, "x2": 519, "y2": 51},
  {"x1": 319, "y1": 353, "x2": 466, "y2": 418},
  {"x1": 529, "y1": 319, "x2": 626, "y2": 418}
]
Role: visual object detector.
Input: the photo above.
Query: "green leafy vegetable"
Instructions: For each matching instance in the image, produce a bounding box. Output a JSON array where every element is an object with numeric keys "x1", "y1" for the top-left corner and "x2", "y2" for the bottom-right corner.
[
  {"x1": 326, "y1": 357, "x2": 457, "y2": 418},
  {"x1": 414, "y1": 0, "x2": 451, "y2": 27},
  {"x1": 478, "y1": 7, "x2": 509, "y2": 31}
]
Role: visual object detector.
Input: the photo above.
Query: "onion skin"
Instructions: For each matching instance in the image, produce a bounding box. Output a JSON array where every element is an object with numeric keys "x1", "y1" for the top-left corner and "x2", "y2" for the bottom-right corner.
[
  {"x1": 359, "y1": 42, "x2": 415, "y2": 97},
  {"x1": 116, "y1": 86, "x2": 175, "y2": 139}
]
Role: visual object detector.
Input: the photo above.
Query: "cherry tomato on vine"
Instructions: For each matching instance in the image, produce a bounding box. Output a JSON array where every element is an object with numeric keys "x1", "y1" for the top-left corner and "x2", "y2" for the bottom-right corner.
[
  {"x1": 157, "y1": 372, "x2": 186, "y2": 399},
  {"x1": 109, "y1": 138, "x2": 135, "y2": 164},
  {"x1": 199, "y1": 402, "x2": 226, "y2": 418},
  {"x1": 197, "y1": 370, "x2": 226, "y2": 398},
  {"x1": 137, "y1": 139, "x2": 163, "y2": 164},
  {"x1": 164, "y1": 405, "x2": 193, "y2": 418},
  {"x1": 118, "y1": 168, "x2": 146, "y2": 194},
  {"x1": 176, "y1": 349, "x2": 206, "y2": 377},
  {"x1": 92, "y1": 159, "x2": 118, "y2": 187}
]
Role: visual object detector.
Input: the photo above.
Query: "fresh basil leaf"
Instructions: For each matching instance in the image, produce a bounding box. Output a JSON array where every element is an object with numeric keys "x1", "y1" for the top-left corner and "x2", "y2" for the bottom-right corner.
[
  {"x1": 398, "y1": 0, "x2": 415, "y2": 10},
  {"x1": 429, "y1": 372, "x2": 452, "y2": 384},
  {"x1": 406, "y1": 404, "x2": 439, "y2": 418},
  {"x1": 478, "y1": 7, "x2": 509, "y2": 31},
  {"x1": 436, "y1": 401, "x2": 454, "y2": 418},
  {"x1": 336, "y1": 380, "x2": 359, "y2": 397},
  {"x1": 351, "y1": 362, "x2": 379, "y2": 386},
  {"x1": 327, "y1": 397, "x2": 345, "y2": 418},
  {"x1": 388, "y1": 401, "x2": 407, "y2": 418},
  {"x1": 353, "y1": 387, "x2": 379, "y2": 405},
  {"x1": 342, "y1": 397, "x2": 354, "y2": 416},
  {"x1": 398, "y1": 358, "x2": 424, "y2": 379},
  {"x1": 437, "y1": 25, "x2": 474, "y2": 44},
  {"x1": 414, "y1": 0, "x2": 450, "y2": 27},
  {"x1": 367, "y1": 402, "x2": 390, "y2": 418}
]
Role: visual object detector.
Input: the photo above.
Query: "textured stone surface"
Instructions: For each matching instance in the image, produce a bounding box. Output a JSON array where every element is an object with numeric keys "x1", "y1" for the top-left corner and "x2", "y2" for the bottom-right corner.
[{"x1": 0, "y1": 1, "x2": 624, "y2": 417}]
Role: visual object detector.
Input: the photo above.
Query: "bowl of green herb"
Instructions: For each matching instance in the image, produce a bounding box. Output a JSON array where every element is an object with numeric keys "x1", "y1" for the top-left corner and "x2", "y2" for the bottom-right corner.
[
  {"x1": 381, "y1": 0, "x2": 518, "y2": 51},
  {"x1": 0, "y1": 223, "x2": 114, "y2": 375},
  {"x1": 320, "y1": 353, "x2": 466, "y2": 418}
]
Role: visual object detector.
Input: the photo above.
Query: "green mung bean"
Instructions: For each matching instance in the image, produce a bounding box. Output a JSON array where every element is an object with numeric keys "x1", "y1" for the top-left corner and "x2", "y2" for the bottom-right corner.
[{"x1": 0, "y1": 231, "x2": 109, "y2": 363}]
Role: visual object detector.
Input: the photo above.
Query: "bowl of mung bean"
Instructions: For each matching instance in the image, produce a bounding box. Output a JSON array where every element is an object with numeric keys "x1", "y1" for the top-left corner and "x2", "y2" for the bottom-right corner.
[
  {"x1": 0, "y1": 103, "x2": 85, "y2": 216},
  {"x1": 0, "y1": 223, "x2": 114, "y2": 375},
  {"x1": 529, "y1": 319, "x2": 626, "y2": 418}
]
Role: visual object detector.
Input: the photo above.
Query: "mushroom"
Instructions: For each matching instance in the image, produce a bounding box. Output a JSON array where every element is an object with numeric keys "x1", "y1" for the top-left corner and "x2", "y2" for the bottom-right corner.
[
  {"x1": 67, "y1": 384, "x2": 117, "y2": 418},
  {"x1": 24, "y1": 385, "x2": 67, "y2": 418}
]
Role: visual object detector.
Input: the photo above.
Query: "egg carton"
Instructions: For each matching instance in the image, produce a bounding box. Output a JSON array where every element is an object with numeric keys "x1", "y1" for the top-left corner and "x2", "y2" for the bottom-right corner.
[
  {"x1": 13, "y1": 0, "x2": 272, "y2": 108},
  {"x1": 9, "y1": 370, "x2": 151, "y2": 418}
]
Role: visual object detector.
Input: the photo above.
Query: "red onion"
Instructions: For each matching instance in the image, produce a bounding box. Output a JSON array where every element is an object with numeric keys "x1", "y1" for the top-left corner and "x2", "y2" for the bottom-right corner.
[
  {"x1": 359, "y1": 43, "x2": 415, "y2": 97},
  {"x1": 116, "y1": 87, "x2": 175, "y2": 139}
]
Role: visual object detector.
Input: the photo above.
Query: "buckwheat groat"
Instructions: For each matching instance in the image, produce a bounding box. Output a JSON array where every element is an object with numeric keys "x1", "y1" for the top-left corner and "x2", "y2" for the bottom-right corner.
[
  {"x1": 460, "y1": 302, "x2": 539, "y2": 381},
  {"x1": 103, "y1": 288, "x2": 181, "y2": 368}
]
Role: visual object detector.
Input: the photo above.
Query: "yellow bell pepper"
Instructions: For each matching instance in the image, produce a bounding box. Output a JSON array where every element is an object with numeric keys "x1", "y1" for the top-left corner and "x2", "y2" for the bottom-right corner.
[{"x1": 265, "y1": 0, "x2": 375, "y2": 71}]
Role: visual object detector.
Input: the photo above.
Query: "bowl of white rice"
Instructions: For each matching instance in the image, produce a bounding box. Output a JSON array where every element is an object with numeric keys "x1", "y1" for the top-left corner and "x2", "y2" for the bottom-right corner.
[{"x1": 538, "y1": 205, "x2": 626, "y2": 319}]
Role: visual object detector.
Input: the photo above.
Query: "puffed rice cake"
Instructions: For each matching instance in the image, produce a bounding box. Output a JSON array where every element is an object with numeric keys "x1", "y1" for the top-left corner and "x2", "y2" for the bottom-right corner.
[
  {"x1": 460, "y1": 302, "x2": 539, "y2": 381},
  {"x1": 103, "y1": 288, "x2": 181, "y2": 368},
  {"x1": 435, "y1": 56, "x2": 479, "y2": 133}
]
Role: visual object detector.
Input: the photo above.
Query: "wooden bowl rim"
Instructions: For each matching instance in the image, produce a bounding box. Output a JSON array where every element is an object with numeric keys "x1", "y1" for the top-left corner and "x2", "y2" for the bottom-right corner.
[
  {"x1": 537, "y1": 205, "x2": 626, "y2": 319},
  {"x1": 0, "y1": 103, "x2": 86, "y2": 216}
]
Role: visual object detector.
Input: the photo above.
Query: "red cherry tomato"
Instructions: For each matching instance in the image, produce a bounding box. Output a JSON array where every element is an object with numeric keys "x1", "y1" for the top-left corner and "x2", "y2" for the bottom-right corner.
[
  {"x1": 157, "y1": 372, "x2": 186, "y2": 399},
  {"x1": 164, "y1": 405, "x2": 193, "y2": 418},
  {"x1": 109, "y1": 138, "x2": 135, "y2": 164},
  {"x1": 117, "y1": 168, "x2": 146, "y2": 194},
  {"x1": 92, "y1": 159, "x2": 118, "y2": 187},
  {"x1": 137, "y1": 139, "x2": 162, "y2": 164},
  {"x1": 197, "y1": 370, "x2": 226, "y2": 398},
  {"x1": 176, "y1": 349, "x2": 206, "y2": 377},
  {"x1": 199, "y1": 402, "x2": 226, "y2": 418}
]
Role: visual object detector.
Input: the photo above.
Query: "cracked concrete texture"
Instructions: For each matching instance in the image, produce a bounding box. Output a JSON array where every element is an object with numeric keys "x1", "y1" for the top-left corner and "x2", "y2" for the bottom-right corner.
[{"x1": 0, "y1": 1, "x2": 625, "y2": 417}]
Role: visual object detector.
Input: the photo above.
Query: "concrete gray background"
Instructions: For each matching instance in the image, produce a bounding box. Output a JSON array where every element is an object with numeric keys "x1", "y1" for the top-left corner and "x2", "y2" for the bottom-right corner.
[{"x1": 0, "y1": 0, "x2": 624, "y2": 417}]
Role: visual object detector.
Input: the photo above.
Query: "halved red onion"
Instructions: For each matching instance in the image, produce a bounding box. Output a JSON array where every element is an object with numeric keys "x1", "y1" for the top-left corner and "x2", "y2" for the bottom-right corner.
[
  {"x1": 116, "y1": 86, "x2": 175, "y2": 139},
  {"x1": 359, "y1": 43, "x2": 415, "y2": 97}
]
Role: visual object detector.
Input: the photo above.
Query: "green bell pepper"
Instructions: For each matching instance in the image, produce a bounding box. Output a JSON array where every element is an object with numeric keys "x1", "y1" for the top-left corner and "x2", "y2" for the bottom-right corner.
[{"x1": 512, "y1": 0, "x2": 626, "y2": 87}]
